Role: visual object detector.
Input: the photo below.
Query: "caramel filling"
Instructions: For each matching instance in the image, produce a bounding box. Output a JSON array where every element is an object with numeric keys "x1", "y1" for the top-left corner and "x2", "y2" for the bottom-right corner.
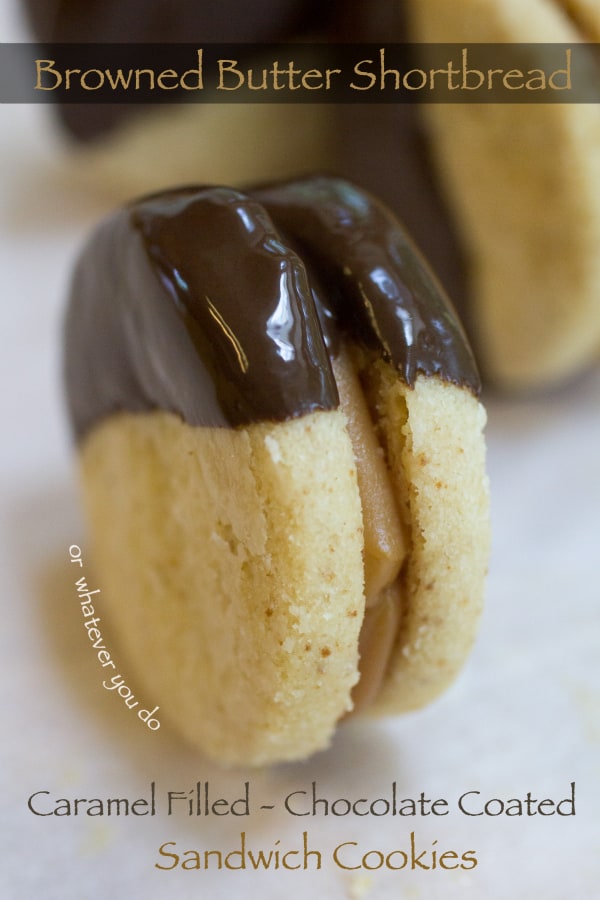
[
  {"x1": 332, "y1": 349, "x2": 406, "y2": 711},
  {"x1": 351, "y1": 586, "x2": 402, "y2": 713}
]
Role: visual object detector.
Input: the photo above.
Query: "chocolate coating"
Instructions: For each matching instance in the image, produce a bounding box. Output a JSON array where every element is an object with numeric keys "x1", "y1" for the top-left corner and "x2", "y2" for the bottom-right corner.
[
  {"x1": 255, "y1": 176, "x2": 479, "y2": 391},
  {"x1": 65, "y1": 177, "x2": 480, "y2": 440},
  {"x1": 65, "y1": 185, "x2": 337, "y2": 437}
]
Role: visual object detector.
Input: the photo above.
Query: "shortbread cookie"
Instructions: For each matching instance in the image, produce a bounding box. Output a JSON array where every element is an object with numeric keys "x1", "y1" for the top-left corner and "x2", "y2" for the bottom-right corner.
[
  {"x1": 22, "y1": 0, "x2": 335, "y2": 199},
  {"x1": 408, "y1": 0, "x2": 600, "y2": 389},
  {"x1": 65, "y1": 176, "x2": 490, "y2": 765},
  {"x1": 23, "y1": 0, "x2": 328, "y2": 140}
]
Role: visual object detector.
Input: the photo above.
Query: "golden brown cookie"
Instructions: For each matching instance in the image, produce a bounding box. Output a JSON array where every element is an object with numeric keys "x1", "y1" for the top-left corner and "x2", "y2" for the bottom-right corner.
[
  {"x1": 65, "y1": 177, "x2": 490, "y2": 765},
  {"x1": 409, "y1": 0, "x2": 600, "y2": 389}
]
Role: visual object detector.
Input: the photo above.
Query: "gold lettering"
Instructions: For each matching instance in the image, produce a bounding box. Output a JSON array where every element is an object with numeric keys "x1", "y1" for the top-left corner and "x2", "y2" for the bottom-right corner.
[
  {"x1": 35, "y1": 59, "x2": 62, "y2": 90},
  {"x1": 218, "y1": 59, "x2": 244, "y2": 90}
]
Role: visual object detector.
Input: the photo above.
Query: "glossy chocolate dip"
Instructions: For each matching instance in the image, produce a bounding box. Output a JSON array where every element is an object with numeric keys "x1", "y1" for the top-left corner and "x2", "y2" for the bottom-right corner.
[
  {"x1": 65, "y1": 176, "x2": 480, "y2": 440},
  {"x1": 256, "y1": 176, "x2": 478, "y2": 391}
]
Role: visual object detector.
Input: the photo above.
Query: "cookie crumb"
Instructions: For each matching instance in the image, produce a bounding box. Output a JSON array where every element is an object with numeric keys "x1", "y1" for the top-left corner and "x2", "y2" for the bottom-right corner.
[
  {"x1": 264, "y1": 434, "x2": 282, "y2": 463},
  {"x1": 347, "y1": 873, "x2": 373, "y2": 899}
]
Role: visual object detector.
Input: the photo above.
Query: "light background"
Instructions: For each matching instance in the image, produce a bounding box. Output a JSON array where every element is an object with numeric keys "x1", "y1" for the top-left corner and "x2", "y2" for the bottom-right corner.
[{"x1": 1, "y1": 2, "x2": 599, "y2": 897}]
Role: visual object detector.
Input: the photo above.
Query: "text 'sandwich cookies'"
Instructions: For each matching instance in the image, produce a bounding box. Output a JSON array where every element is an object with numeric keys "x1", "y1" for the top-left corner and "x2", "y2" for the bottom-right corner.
[{"x1": 65, "y1": 176, "x2": 490, "y2": 766}]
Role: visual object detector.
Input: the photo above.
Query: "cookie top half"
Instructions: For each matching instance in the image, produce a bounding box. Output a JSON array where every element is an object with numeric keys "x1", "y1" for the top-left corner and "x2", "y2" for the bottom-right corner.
[{"x1": 65, "y1": 176, "x2": 480, "y2": 438}]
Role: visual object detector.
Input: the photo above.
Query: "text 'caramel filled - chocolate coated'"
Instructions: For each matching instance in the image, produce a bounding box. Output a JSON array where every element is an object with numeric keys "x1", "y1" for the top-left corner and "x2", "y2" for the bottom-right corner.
[{"x1": 65, "y1": 176, "x2": 480, "y2": 439}]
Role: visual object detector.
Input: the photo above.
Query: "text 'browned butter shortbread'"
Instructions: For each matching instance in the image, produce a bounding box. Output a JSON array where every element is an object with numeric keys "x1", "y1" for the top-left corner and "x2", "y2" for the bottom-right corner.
[{"x1": 65, "y1": 176, "x2": 490, "y2": 766}]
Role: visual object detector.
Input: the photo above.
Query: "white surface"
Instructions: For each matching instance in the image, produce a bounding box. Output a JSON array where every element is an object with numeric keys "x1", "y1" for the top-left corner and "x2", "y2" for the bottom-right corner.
[{"x1": 2, "y1": 5, "x2": 600, "y2": 898}]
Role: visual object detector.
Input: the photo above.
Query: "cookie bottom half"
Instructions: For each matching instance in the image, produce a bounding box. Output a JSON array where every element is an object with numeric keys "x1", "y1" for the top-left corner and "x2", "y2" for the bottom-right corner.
[
  {"x1": 79, "y1": 409, "x2": 364, "y2": 766},
  {"x1": 64, "y1": 102, "x2": 334, "y2": 203},
  {"x1": 78, "y1": 377, "x2": 489, "y2": 764}
]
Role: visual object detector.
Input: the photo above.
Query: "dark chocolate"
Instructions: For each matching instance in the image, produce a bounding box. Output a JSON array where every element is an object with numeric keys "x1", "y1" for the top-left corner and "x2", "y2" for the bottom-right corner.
[
  {"x1": 65, "y1": 185, "x2": 338, "y2": 437},
  {"x1": 65, "y1": 177, "x2": 480, "y2": 440},
  {"x1": 329, "y1": 0, "x2": 471, "y2": 336},
  {"x1": 255, "y1": 176, "x2": 479, "y2": 391},
  {"x1": 333, "y1": 104, "x2": 470, "y2": 321}
]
